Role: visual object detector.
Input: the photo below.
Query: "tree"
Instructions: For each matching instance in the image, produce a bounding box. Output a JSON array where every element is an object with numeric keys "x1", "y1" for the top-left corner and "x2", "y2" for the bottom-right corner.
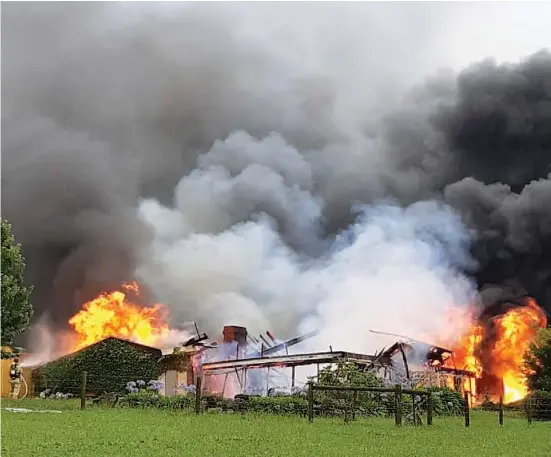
[
  {"x1": 525, "y1": 327, "x2": 551, "y2": 392},
  {"x1": 1, "y1": 218, "x2": 33, "y2": 347}
]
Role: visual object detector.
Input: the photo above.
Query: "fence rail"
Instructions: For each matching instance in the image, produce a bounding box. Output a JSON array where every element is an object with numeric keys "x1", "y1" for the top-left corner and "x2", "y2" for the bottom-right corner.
[{"x1": 307, "y1": 382, "x2": 434, "y2": 426}]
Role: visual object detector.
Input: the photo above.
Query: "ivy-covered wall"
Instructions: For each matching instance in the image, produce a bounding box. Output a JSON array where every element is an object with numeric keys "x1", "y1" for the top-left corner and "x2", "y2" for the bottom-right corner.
[{"x1": 33, "y1": 338, "x2": 162, "y2": 395}]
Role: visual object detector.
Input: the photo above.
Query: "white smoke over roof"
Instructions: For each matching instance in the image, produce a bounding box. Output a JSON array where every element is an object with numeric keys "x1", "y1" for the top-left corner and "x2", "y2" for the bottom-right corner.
[{"x1": 137, "y1": 132, "x2": 477, "y2": 353}]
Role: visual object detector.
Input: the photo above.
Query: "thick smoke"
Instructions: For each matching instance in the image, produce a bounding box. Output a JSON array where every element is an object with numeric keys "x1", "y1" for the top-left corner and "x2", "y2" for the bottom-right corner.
[
  {"x1": 136, "y1": 133, "x2": 477, "y2": 352},
  {"x1": 2, "y1": 3, "x2": 551, "y2": 349}
]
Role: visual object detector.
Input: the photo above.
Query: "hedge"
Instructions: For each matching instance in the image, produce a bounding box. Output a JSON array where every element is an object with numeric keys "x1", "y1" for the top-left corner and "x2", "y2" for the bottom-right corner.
[
  {"x1": 115, "y1": 359, "x2": 465, "y2": 418},
  {"x1": 119, "y1": 390, "x2": 195, "y2": 410},
  {"x1": 118, "y1": 387, "x2": 464, "y2": 418},
  {"x1": 33, "y1": 338, "x2": 161, "y2": 395}
]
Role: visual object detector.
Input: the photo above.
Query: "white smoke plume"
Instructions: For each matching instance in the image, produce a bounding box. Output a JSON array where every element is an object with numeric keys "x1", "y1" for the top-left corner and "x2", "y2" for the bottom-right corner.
[{"x1": 137, "y1": 132, "x2": 477, "y2": 353}]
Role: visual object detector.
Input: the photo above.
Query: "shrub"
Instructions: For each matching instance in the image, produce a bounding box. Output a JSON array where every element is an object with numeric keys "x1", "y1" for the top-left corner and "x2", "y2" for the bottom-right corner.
[
  {"x1": 245, "y1": 395, "x2": 308, "y2": 416},
  {"x1": 119, "y1": 390, "x2": 195, "y2": 410},
  {"x1": 525, "y1": 328, "x2": 551, "y2": 393},
  {"x1": 317, "y1": 360, "x2": 383, "y2": 388},
  {"x1": 425, "y1": 387, "x2": 464, "y2": 415},
  {"x1": 313, "y1": 361, "x2": 464, "y2": 417},
  {"x1": 529, "y1": 390, "x2": 551, "y2": 421}
]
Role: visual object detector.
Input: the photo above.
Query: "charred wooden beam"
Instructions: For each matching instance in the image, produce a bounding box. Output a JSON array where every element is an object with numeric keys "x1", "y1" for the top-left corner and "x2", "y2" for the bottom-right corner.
[
  {"x1": 262, "y1": 330, "x2": 319, "y2": 356},
  {"x1": 203, "y1": 350, "x2": 389, "y2": 372},
  {"x1": 183, "y1": 333, "x2": 209, "y2": 347}
]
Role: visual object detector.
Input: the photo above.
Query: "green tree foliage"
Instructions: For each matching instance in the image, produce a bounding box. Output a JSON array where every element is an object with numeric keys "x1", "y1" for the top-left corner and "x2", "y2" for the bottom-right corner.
[
  {"x1": 34, "y1": 338, "x2": 162, "y2": 395},
  {"x1": 1, "y1": 218, "x2": 33, "y2": 347},
  {"x1": 317, "y1": 360, "x2": 383, "y2": 387},
  {"x1": 525, "y1": 327, "x2": 551, "y2": 392}
]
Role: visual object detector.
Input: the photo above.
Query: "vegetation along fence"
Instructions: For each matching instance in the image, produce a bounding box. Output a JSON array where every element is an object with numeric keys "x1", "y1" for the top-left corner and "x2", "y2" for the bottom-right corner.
[
  {"x1": 29, "y1": 371, "x2": 551, "y2": 426},
  {"x1": 307, "y1": 382, "x2": 434, "y2": 426}
]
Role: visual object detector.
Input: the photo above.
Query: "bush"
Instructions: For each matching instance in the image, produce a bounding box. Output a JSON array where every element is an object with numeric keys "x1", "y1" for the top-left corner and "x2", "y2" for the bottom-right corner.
[
  {"x1": 245, "y1": 395, "x2": 308, "y2": 416},
  {"x1": 317, "y1": 360, "x2": 383, "y2": 388},
  {"x1": 525, "y1": 328, "x2": 551, "y2": 393},
  {"x1": 34, "y1": 338, "x2": 161, "y2": 395},
  {"x1": 315, "y1": 360, "x2": 386, "y2": 416},
  {"x1": 426, "y1": 387, "x2": 464, "y2": 416},
  {"x1": 119, "y1": 391, "x2": 195, "y2": 410},
  {"x1": 529, "y1": 390, "x2": 551, "y2": 421},
  {"x1": 314, "y1": 361, "x2": 464, "y2": 418}
]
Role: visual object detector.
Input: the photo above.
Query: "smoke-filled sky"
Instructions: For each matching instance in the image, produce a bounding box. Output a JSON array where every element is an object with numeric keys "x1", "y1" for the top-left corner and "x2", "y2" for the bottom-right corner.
[{"x1": 2, "y1": 2, "x2": 551, "y2": 351}]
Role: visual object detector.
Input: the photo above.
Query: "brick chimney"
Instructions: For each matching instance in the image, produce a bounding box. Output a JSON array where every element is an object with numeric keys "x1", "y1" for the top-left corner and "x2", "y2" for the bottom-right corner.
[{"x1": 223, "y1": 325, "x2": 248, "y2": 353}]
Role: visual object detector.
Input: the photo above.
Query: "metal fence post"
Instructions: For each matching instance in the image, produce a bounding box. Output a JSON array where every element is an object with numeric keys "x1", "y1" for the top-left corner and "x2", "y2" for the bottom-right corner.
[
  {"x1": 307, "y1": 381, "x2": 314, "y2": 423},
  {"x1": 80, "y1": 371, "x2": 88, "y2": 410}
]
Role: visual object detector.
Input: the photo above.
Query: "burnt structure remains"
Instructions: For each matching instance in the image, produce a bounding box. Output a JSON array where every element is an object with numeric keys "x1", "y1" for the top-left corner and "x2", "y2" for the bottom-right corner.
[{"x1": 194, "y1": 325, "x2": 475, "y2": 398}]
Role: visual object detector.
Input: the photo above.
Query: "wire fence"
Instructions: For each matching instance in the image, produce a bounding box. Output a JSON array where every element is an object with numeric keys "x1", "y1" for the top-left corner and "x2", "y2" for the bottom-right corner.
[
  {"x1": 308, "y1": 384, "x2": 435, "y2": 426},
  {"x1": 20, "y1": 371, "x2": 551, "y2": 426},
  {"x1": 472, "y1": 390, "x2": 551, "y2": 424}
]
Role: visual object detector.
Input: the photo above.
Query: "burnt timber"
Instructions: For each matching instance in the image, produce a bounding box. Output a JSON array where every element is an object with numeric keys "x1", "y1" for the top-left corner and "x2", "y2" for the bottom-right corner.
[{"x1": 202, "y1": 350, "x2": 391, "y2": 373}]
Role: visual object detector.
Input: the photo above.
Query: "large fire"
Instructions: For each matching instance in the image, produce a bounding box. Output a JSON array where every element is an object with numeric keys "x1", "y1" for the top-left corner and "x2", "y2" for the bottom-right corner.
[
  {"x1": 68, "y1": 282, "x2": 170, "y2": 351},
  {"x1": 444, "y1": 298, "x2": 547, "y2": 404},
  {"x1": 65, "y1": 281, "x2": 547, "y2": 405}
]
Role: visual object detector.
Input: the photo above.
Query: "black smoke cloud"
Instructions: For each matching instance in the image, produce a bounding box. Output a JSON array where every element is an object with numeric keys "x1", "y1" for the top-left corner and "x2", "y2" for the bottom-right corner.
[
  {"x1": 440, "y1": 52, "x2": 551, "y2": 313},
  {"x1": 1, "y1": 3, "x2": 550, "y2": 337}
]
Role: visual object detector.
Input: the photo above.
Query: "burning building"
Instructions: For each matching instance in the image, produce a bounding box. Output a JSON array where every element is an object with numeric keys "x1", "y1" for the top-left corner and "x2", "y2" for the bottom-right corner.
[
  {"x1": 3, "y1": 4, "x2": 551, "y2": 411},
  {"x1": 442, "y1": 297, "x2": 548, "y2": 404},
  {"x1": 20, "y1": 278, "x2": 548, "y2": 404}
]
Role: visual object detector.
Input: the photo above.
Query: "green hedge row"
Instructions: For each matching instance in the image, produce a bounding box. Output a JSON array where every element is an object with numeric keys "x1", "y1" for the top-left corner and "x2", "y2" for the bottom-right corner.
[
  {"x1": 118, "y1": 387, "x2": 465, "y2": 418},
  {"x1": 119, "y1": 391, "x2": 195, "y2": 410}
]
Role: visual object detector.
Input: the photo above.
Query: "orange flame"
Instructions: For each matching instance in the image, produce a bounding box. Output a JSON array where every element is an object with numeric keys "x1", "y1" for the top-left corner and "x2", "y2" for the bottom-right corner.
[
  {"x1": 492, "y1": 299, "x2": 547, "y2": 403},
  {"x1": 68, "y1": 282, "x2": 169, "y2": 351},
  {"x1": 445, "y1": 298, "x2": 547, "y2": 404}
]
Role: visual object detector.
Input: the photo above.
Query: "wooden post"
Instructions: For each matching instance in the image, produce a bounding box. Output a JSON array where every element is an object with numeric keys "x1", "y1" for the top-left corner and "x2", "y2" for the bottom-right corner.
[
  {"x1": 527, "y1": 395, "x2": 533, "y2": 425},
  {"x1": 80, "y1": 371, "x2": 87, "y2": 410},
  {"x1": 498, "y1": 395, "x2": 503, "y2": 425},
  {"x1": 427, "y1": 392, "x2": 433, "y2": 426},
  {"x1": 222, "y1": 373, "x2": 228, "y2": 397},
  {"x1": 352, "y1": 389, "x2": 358, "y2": 421},
  {"x1": 195, "y1": 377, "x2": 202, "y2": 415},
  {"x1": 411, "y1": 393, "x2": 417, "y2": 426},
  {"x1": 394, "y1": 384, "x2": 402, "y2": 427},
  {"x1": 307, "y1": 381, "x2": 314, "y2": 423},
  {"x1": 463, "y1": 391, "x2": 470, "y2": 427}
]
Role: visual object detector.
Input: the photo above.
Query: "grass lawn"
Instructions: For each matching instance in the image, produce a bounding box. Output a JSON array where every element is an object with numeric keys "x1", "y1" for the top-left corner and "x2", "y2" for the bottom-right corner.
[{"x1": 2, "y1": 399, "x2": 550, "y2": 457}]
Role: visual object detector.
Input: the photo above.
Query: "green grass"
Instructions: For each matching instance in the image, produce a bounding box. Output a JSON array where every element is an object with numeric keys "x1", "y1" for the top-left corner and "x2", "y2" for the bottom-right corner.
[{"x1": 2, "y1": 399, "x2": 550, "y2": 457}]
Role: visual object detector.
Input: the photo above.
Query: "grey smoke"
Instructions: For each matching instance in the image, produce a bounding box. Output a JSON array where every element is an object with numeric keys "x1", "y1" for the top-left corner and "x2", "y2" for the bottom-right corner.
[{"x1": 2, "y1": 2, "x2": 551, "y2": 347}]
